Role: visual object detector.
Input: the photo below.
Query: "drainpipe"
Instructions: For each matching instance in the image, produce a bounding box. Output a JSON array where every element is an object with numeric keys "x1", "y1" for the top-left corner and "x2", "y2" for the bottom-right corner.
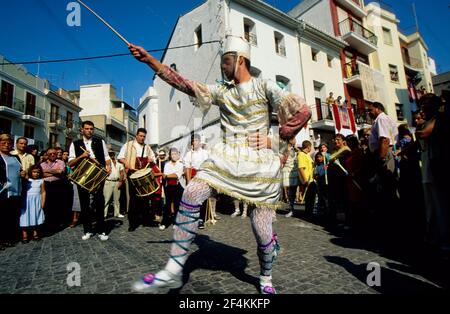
[
  {"x1": 297, "y1": 21, "x2": 307, "y2": 101},
  {"x1": 297, "y1": 21, "x2": 313, "y2": 141}
]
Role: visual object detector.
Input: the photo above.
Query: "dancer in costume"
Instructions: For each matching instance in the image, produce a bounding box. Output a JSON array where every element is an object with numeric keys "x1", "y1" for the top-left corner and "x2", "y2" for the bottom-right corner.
[{"x1": 129, "y1": 36, "x2": 311, "y2": 294}]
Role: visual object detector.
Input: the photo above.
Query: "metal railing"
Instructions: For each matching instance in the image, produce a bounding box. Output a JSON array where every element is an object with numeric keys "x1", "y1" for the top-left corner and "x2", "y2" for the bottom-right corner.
[
  {"x1": 344, "y1": 61, "x2": 360, "y2": 79},
  {"x1": 24, "y1": 107, "x2": 45, "y2": 120},
  {"x1": 311, "y1": 103, "x2": 334, "y2": 122},
  {"x1": 402, "y1": 53, "x2": 422, "y2": 69},
  {"x1": 244, "y1": 32, "x2": 258, "y2": 46},
  {"x1": 353, "y1": 107, "x2": 373, "y2": 125},
  {"x1": 339, "y1": 18, "x2": 378, "y2": 46},
  {"x1": 0, "y1": 97, "x2": 25, "y2": 112},
  {"x1": 106, "y1": 136, "x2": 124, "y2": 148},
  {"x1": 49, "y1": 113, "x2": 66, "y2": 125},
  {"x1": 276, "y1": 45, "x2": 286, "y2": 56}
]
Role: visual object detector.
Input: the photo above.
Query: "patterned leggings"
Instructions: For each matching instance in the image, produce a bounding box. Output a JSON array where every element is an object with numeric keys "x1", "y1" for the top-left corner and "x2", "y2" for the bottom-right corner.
[{"x1": 171, "y1": 179, "x2": 278, "y2": 276}]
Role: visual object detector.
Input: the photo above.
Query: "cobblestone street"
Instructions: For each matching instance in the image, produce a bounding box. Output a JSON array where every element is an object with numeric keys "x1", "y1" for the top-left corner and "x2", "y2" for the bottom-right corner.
[{"x1": 0, "y1": 206, "x2": 448, "y2": 294}]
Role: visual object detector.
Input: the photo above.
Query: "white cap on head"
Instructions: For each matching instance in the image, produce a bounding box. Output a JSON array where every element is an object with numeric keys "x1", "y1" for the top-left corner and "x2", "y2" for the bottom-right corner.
[{"x1": 223, "y1": 35, "x2": 251, "y2": 60}]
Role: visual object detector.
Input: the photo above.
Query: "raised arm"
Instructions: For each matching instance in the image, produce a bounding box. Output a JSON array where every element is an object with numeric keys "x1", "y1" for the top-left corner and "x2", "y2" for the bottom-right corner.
[{"x1": 129, "y1": 44, "x2": 196, "y2": 97}]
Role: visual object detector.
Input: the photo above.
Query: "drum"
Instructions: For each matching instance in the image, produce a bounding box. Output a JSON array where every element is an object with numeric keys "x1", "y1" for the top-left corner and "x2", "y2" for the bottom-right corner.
[
  {"x1": 69, "y1": 158, "x2": 108, "y2": 193},
  {"x1": 129, "y1": 168, "x2": 160, "y2": 197}
]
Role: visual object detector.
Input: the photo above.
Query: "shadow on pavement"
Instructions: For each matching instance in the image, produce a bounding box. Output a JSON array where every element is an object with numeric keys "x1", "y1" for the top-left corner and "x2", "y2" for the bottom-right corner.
[
  {"x1": 165, "y1": 234, "x2": 259, "y2": 294},
  {"x1": 324, "y1": 256, "x2": 444, "y2": 294}
]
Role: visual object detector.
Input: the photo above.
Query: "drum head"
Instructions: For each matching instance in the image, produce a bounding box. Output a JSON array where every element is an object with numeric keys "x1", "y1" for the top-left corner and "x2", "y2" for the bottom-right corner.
[{"x1": 130, "y1": 168, "x2": 152, "y2": 179}]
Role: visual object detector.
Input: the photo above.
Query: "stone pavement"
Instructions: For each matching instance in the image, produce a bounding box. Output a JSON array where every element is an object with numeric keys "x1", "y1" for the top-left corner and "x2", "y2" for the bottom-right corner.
[{"x1": 0, "y1": 207, "x2": 448, "y2": 294}]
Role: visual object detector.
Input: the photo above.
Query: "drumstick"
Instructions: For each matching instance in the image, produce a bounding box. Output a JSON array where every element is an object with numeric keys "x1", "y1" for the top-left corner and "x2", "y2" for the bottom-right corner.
[
  {"x1": 76, "y1": 0, "x2": 130, "y2": 46},
  {"x1": 80, "y1": 146, "x2": 93, "y2": 159}
]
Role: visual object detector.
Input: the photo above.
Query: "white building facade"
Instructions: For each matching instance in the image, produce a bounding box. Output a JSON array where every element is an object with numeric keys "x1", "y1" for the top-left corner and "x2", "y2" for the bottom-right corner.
[
  {"x1": 76, "y1": 84, "x2": 138, "y2": 153},
  {"x1": 0, "y1": 55, "x2": 47, "y2": 150},
  {"x1": 138, "y1": 0, "x2": 346, "y2": 152}
]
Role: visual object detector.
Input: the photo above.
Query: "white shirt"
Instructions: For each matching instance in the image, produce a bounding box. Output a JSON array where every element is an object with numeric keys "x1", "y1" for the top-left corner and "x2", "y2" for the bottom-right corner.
[
  {"x1": 106, "y1": 160, "x2": 124, "y2": 181},
  {"x1": 369, "y1": 112, "x2": 399, "y2": 153},
  {"x1": 68, "y1": 137, "x2": 111, "y2": 162},
  {"x1": 183, "y1": 148, "x2": 209, "y2": 169},
  {"x1": 117, "y1": 141, "x2": 153, "y2": 160},
  {"x1": 163, "y1": 160, "x2": 185, "y2": 179}
]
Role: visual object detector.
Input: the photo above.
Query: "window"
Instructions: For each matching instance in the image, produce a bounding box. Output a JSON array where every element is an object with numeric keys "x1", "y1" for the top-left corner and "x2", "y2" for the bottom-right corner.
[
  {"x1": 0, "y1": 118, "x2": 12, "y2": 134},
  {"x1": 243, "y1": 18, "x2": 257, "y2": 46},
  {"x1": 66, "y1": 112, "x2": 73, "y2": 128},
  {"x1": 274, "y1": 32, "x2": 286, "y2": 56},
  {"x1": 389, "y1": 64, "x2": 399, "y2": 82},
  {"x1": 177, "y1": 101, "x2": 181, "y2": 111},
  {"x1": 49, "y1": 133, "x2": 58, "y2": 148},
  {"x1": 250, "y1": 66, "x2": 262, "y2": 78},
  {"x1": 396, "y1": 103, "x2": 405, "y2": 120},
  {"x1": 25, "y1": 92, "x2": 36, "y2": 116},
  {"x1": 383, "y1": 27, "x2": 393, "y2": 45},
  {"x1": 24, "y1": 125, "x2": 34, "y2": 139},
  {"x1": 311, "y1": 48, "x2": 319, "y2": 61},
  {"x1": 142, "y1": 114, "x2": 146, "y2": 128},
  {"x1": 50, "y1": 104, "x2": 59, "y2": 122},
  {"x1": 276, "y1": 75, "x2": 290, "y2": 91},
  {"x1": 194, "y1": 25, "x2": 202, "y2": 50},
  {"x1": 327, "y1": 55, "x2": 333, "y2": 68},
  {"x1": 0, "y1": 80, "x2": 14, "y2": 107}
]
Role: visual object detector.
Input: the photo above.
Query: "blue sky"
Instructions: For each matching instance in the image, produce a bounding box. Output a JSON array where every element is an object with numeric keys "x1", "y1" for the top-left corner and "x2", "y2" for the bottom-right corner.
[{"x1": 1, "y1": 0, "x2": 448, "y2": 108}]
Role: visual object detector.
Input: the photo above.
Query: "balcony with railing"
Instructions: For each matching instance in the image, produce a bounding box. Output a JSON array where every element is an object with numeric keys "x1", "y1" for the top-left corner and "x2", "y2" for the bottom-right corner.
[
  {"x1": 402, "y1": 53, "x2": 422, "y2": 74},
  {"x1": 64, "y1": 119, "x2": 81, "y2": 137},
  {"x1": 106, "y1": 136, "x2": 124, "y2": 151},
  {"x1": 353, "y1": 107, "x2": 373, "y2": 127},
  {"x1": 339, "y1": 18, "x2": 378, "y2": 55},
  {"x1": 48, "y1": 113, "x2": 67, "y2": 130},
  {"x1": 23, "y1": 106, "x2": 45, "y2": 125},
  {"x1": 310, "y1": 103, "x2": 335, "y2": 131},
  {"x1": 335, "y1": 0, "x2": 367, "y2": 18},
  {"x1": 344, "y1": 61, "x2": 362, "y2": 89},
  {"x1": 0, "y1": 97, "x2": 25, "y2": 118}
]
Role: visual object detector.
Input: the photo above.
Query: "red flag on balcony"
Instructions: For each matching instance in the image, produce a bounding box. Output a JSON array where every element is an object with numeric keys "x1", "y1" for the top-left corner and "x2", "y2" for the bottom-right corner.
[{"x1": 408, "y1": 81, "x2": 417, "y2": 102}]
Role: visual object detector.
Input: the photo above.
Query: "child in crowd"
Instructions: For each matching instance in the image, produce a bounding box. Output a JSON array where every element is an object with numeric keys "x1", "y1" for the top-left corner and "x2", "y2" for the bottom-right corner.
[
  {"x1": 20, "y1": 165, "x2": 46, "y2": 242},
  {"x1": 314, "y1": 152, "x2": 328, "y2": 218}
]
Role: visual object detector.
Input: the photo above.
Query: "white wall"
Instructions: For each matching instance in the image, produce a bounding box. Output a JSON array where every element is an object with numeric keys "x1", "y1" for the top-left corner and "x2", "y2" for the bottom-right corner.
[
  {"x1": 79, "y1": 84, "x2": 112, "y2": 117},
  {"x1": 153, "y1": 1, "x2": 223, "y2": 146},
  {"x1": 228, "y1": 2, "x2": 303, "y2": 94},
  {"x1": 288, "y1": 0, "x2": 334, "y2": 36},
  {"x1": 367, "y1": 6, "x2": 409, "y2": 120},
  {"x1": 299, "y1": 39, "x2": 345, "y2": 111}
]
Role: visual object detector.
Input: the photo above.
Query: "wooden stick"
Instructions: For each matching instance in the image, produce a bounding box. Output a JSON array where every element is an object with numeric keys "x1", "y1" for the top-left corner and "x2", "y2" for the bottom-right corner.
[{"x1": 76, "y1": 0, "x2": 130, "y2": 46}]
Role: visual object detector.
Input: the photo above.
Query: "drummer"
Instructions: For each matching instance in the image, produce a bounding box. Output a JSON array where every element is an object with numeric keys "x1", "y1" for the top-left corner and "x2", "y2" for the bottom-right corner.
[
  {"x1": 118, "y1": 128, "x2": 160, "y2": 232},
  {"x1": 68, "y1": 120, "x2": 111, "y2": 241}
]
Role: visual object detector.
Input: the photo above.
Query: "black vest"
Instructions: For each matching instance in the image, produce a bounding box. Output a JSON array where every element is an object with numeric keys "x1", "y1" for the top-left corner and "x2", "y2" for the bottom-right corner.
[{"x1": 73, "y1": 138, "x2": 106, "y2": 167}]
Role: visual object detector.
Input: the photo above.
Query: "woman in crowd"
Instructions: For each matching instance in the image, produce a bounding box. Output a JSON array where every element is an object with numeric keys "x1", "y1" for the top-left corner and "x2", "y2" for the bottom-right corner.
[{"x1": 0, "y1": 134, "x2": 23, "y2": 249}]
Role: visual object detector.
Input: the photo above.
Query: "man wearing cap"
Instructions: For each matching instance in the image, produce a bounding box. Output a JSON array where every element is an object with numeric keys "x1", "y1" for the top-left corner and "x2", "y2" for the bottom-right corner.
[
  {"x1": 103, "y1": 151, "x2": 125, "y2": 218},
  {"x1": 129, "y1": 35, "x2": 311, "y2": 294}
]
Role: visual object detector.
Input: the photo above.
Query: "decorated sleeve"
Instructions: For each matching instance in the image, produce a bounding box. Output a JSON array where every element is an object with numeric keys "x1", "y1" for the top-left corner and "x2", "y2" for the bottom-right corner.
[
  {"x1": 264, "y1": 80, "x2": 311, "y2": 140},
  {"x1": 157, "y1": 64, "x2": 219, "y2": 115}
]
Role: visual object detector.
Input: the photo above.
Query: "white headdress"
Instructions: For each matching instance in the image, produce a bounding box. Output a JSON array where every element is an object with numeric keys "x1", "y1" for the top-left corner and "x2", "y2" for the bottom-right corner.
[{"x1": 223, "y1": 35, "x2": 251, "y2": 60}]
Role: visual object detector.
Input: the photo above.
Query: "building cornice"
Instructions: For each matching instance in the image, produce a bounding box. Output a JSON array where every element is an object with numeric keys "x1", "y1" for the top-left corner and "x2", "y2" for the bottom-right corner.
[
  {"x1": 298, "y1": 20, "x2": 348, "y2": 51},
  {"x1": 46, "y1": 90, "x2": 81, "y2": 112},
  {"x1": 0, "y1": 71, "x2": 46, "y2": 96},
  {"x1": 233, "y1": 0, "x2": 346, "y2": 51}
]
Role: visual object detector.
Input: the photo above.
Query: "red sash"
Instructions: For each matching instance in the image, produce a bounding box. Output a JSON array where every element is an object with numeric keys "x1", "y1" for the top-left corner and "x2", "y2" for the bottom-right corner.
[
  {"x1": 167, "y1": 179, "x2": 179, "y2": 186},
  {"x1": 151, "y1": 164, "x2": 162, "y2": 195},
  {"x1": 135, "y1": 157, "x2": 149, "y2": 170},
  {"x1": 190, "y1": 168, "x2": 198, "y2": 178}
]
